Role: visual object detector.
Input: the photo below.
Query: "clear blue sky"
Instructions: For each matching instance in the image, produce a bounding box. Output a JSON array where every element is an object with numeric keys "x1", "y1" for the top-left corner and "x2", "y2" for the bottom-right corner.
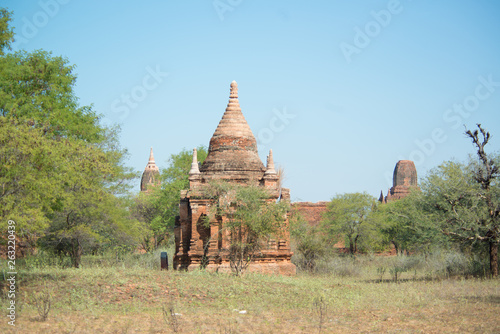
[{"x1": 4, "y1": 0, "x2": 500, "y2": 202}]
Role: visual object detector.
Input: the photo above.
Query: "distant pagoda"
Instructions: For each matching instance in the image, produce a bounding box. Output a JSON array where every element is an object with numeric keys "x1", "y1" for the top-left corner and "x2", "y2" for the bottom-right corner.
[
  {"x1": 140, "y1": 147, "x2": 160, "y2": 192},
  {"x1": 381, "y1": 160, "x2": 419, "y2": 203}
]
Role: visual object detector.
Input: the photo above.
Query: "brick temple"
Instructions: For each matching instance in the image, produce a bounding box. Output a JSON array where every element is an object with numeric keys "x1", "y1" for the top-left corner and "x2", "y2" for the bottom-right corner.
[
  {"x1": 173, "y1": 81, "x2": 296, "y2": 275},
  {"x1": 380, "y1": 160, "x2": 419, "y2": 203}
]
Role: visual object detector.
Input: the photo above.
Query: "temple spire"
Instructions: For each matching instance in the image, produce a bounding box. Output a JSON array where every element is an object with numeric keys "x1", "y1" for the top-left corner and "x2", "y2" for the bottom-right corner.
[
  {"x1": 148, "y1": 147, "x2": 155, "y2": 163},
  {"x1": 200, "y1": 81, "x2": 265, "y2": 180},
  {"x1": 265, "y1": 149, "x2": 277, "y2": 175},
  {"x1": 209, "y1": 80, "x2": 253, "y2": 138},
  {"x1": 141, "y1": 147, "x2": 160, "y2": 192},
  {"x1": 189, "y1": 148, "x2": 200, "y2": 176},
  {"x1": 378, "y1": 190, "x2": 385, "y2": 203},
  {"x1": 230, "y1": 80, "x2": 238, "y2": 99}
]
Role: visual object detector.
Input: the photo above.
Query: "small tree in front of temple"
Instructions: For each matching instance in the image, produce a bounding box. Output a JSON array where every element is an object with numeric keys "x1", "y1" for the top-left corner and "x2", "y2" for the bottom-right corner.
[
  {"x1": 204, "y1": 181, "x2": 289, "y2": 276},
  {"x1": 131, "y1": 147, "x2": 207, "y2": 252},
  {"x1": 322, "y1": 192, "x2": 378, "y2": 255},
  {"x1": 290, "y1": 212, "x2": 331, "y2": 272}
]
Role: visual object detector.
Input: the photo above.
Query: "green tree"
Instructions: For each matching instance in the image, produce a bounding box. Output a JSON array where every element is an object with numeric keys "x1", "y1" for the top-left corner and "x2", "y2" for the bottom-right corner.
[
  {"x1": 37, "y1": 137, "x2": 137, "y2": 267},
  {"x1": 289, "y1": 212, "x2": 330, "y2": 272},
  {"x1": 0, "y1": 9, "x2": 138, "y2": 265},
  {"x1": 132, "y1": 147, "x2": 208, "y2": 252},
  {"x1": 203, "y1": 181, "x2": 290, "y2": 276},
  {"x1": 132, "y1": 190, "x2": 166, "y2": 252},
  {"x1": 375, "y1": 191, "x2": 445, "y2": 255},
  {"x1": 40, "y1": 193, "x2": 144, "y2": 268},
  {"x1": 157, "y1": 147, "x2": 207, "y2": 228},
  {"x1": 0, "y1": 117, "x2": 137, "y2": 265},
  {"x1": 0, "y1": 47, "x2": 103, "y2": 142},
  {"x1": 0, "y1": 9, "x2": 14, "y2": 55},
  {"x1": 421, "y1": 124, "x2": 499, "y2": 277},
  {"x1": 0, "y1": 118, "x2": 60, "y2": 248},
  {"x1": 322, "y1": 192, "x2": 377, "y2": 255}
]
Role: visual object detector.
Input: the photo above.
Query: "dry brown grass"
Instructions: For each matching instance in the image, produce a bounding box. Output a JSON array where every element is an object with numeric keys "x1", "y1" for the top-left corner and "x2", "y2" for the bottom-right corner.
[{"x1": 1, "y1": 263, "x2": 499, "y2": 333}]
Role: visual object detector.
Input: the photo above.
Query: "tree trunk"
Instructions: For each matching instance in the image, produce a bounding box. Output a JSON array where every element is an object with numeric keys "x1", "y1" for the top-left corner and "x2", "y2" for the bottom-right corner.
[
  {"x1": 71, "y1": 240, "x2": 82, "y2": 268},
  {"x1": 391, "y1": 240, "x2": 398, "y2": 255},
  {"x1": 490, "y1": 241, "x2": 498, "y2": 277},
  {"x1": 348, "y1": 236, "x2": 354, "y2": 255}
]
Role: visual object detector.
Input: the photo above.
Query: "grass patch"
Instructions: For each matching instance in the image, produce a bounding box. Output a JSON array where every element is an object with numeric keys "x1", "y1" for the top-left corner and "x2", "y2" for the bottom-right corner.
[{"x1": 1, "y1": 254, "x2": 499, "y2": 333}]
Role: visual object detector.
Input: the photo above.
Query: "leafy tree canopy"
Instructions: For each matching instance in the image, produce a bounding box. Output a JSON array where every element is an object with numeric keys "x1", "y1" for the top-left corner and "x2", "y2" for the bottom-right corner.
[
  {"x1": 0, "y1": 8, "x2": 14, "y2": 55},
  {"x1": 323, "y1": 192, "x2": 379, "y2": 254},
  {"x1": 0, "y1": 9, "x2": 138, "y2": 266},
  {"x1": 419, "y1": 125, "x2": 500, "y2": 276},
  {"x1": 374, "y1": 190, "x2": 446, "y2": 255},
  {"x1": 131, "y1": 147, "x2": 208, "y2": 251}
]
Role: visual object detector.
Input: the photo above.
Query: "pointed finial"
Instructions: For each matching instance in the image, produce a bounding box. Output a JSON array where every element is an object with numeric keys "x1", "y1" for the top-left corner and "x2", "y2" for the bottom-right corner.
[
  {"x1": 265, "y1": 149, "x2": 277, "y2": 175},
  {"x1": 141, "y1": 147, "x2": 160, "y2": 191},
  {"x1": 149, "y1": 147, "x2": 155, "y2": 163},
  {"x1": 378, "y1": 190, "x2": 384, "y2": 203},
  {"x1": 189, "y1": 148, "x2": 200, "y2": 175},
  {"x1": 230, "y1": 80, "x2": 238, "y2": 99}
]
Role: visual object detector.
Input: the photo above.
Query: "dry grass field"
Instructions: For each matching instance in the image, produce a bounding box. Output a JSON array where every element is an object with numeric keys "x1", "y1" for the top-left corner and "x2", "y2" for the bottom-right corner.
[{"x1": 2, "y1": 253, "x2": 499, "y2": 333}]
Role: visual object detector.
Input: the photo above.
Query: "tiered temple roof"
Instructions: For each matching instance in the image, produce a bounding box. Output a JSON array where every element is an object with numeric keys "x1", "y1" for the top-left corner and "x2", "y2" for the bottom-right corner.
[{"x1": 200, "y1": 81, "x2": 266, "y2": 182}]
